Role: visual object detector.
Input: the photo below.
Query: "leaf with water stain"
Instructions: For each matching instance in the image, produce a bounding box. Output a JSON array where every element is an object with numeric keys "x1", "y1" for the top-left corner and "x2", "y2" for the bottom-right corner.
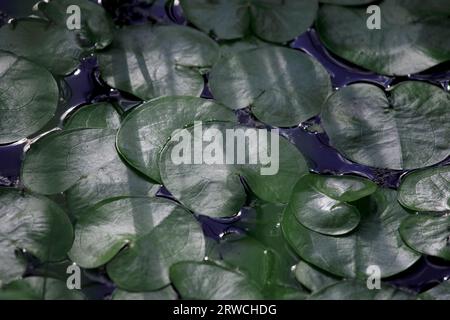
[
  {"x1": 317, "y1": 0, "x2": 450, "y2": 75},
  {"x1": 0, "y1": 51, "x2": 58, "y2": 144},
  {"x1": 0, "y1": 189, "x2": 73, "y2": 285},
  {"x1": 69, "y1": 197, "x2": 205, "y2": 291},
  {"x1": 179, "y1": 0, "x2": 318, "y2": 43},
  {"x1": 64, "y1": 102, "x2": 121, "y2": 130},
  {"x1": 209, "y1": 46, "x2": 331, "y2": 127},
  {"x1": 117, "y1": 96, "x2": 236, "y2": 183},
  {"x1": 286, "y1": 174, "x2": 377, "y2": 235},
  {"x1": 282, "y1": 188, "x2": 421, "y2": 278},
  {"x1": 159, "y1": 121, "x2": 309, "y2": 217},
  {"x1": 398, "y1": 166, "x2": 450, "y2": 213},
  {"x1": 97, "y1": 25, "x2": 219, "y2": 100},
  {"x1": 321, "y1": 82, "x2": 450, "y2": 170},
  {"x1": 170, "y1": 261, "x2": 264, "y2": 300}
]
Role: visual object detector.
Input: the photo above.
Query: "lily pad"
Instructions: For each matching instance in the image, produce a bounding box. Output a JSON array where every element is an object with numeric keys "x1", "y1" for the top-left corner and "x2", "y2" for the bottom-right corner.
[
  {"x1": 321, "y1": 82, "x2": 450, "y2": 170},
  {"x1": 282, "y1": 188, "x2": 421, "y2": 278},
  {"x1": 117, "y1": 96, "x2": 236, "y2": 183},
  {"x1": 309, "y1": 280, "x2": 415, "y2": 300},
  {"x1": 0, "y1": 18, "x2": 85, "y2": 75},
  {"x1": 159, "y1": 121, "x2": 308, "y2": 217},
  {"x1": 179, "y1": 0, "x2": 318, "y2": 43},
  {"x1": 0, "y1": 189, "x2": 73, "y2": 285},
  {"x1": 316, "y1": 0, "x2": 450, "y2": 75},
  {"x1": 21, "y1": 128, "x2": 157, "y2": 217},
  {"x1": 398, "y1": 166, "x2": 450, "y2": 213},
  {"x1": 0, "y1": 51, "x2": 59, "y2": 144},
  {"x1": 170, "y1": 261, "x2": 263, "y2": 300},
  {"x1": 0, "y1": 277, "x2": 83, "y2": 300},
  {"x1": 112, "y1": 286, "x2": 177, "y2": 300},
  {"x1": 294, "y1": 261, "x2": 340, "y2": 293},
  {"x1": 97, "y1": 25, "x2": 219, "y2": 100},
  {"x1": 209, "y1": 46, "x2": 331, "y2": 127},
  {"x1": 64, "y1": 102, "x2": 121, "y2": 130},
  {"x1": 419, "y1": 281, "x2": 450, "y2": 300},
  {"x1": 35, "y1": 0, "x2": 114, "y2": 50},
  {"x1": 400, "y1": 214, "x2": 450, "y2": 261},
  {"x1": 286, "y1": 174, "x2": 377, "y2": 235},
  {"x1": 69, "y1": 197, "x2": 205, "y2": 291}
]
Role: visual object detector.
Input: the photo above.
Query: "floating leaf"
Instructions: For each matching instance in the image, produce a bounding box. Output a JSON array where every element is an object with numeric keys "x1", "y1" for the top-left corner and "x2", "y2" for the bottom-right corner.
[
  {"x1": 0, "y1": 51, "x2": 58, "y2": 144},
  {"x1": 112, "y1": 286, "x2": 177, "y2": 300},
  {"x1": 117, "y1": 96, "x2": 236, "y2": 183},
  {"x1": 170, "y1": 261, "x2": 263, "y2": 300},
  {"x1": 219, "y1": 36, "x2": 269, "y2": 58},
  {"x1": 159, "y1": 121, "x2": 308, "y2": 217},
  {"x1": 97, "y1": 25, "x2": 219, "y2": 100},
  {"x1": 316, "y1": 0, "x2": 450, "y2": 75},
  {"x1": 179, "y1": 0, "x2": 318, "y2": 43},
  {"x1": 69, "y1": 197, "x2": 205, "y2": 291},
  {"x1": 321, "y1": 82, "x2": 450, "y2": 170},
  {"x1": 282, "y1": 188, "x2": 421, "y2": 278},
  {"x1": 286, "y1": 174, "x2": 377, "y2": 235},
  {"x1": 400, "y1": 214, "x2": 450, "y2": 261},
  {"x1": 309, "y1": 280, "x2": 415, "y2": 300},
  {"x1": 419, "y1": 281, "x2": 450, "y2": 300},
  {"x1": 0, "y1": 189, "x2": 73, "y2": 285},
  {"x1": 398, "y1": 166, "x2": 450, "y2": 213},
  {"x1": 64, "y1": 102, "x2": 121, "y2": 130},
  {"x1": 294, "y1": 261, "x2": 340, "y2": 293},
  {"x1": 21, "y1": 128, "x2": 157, "y2": 217},
  {"x1": 209, "y1": 46, "x2": 331, "y2": 127},
  {"x1": 35, "y1": 0, "x2": 114, "y2": 50},
  {"x1": 0, "y1": 277, "x2": 83, "y2": 300}
]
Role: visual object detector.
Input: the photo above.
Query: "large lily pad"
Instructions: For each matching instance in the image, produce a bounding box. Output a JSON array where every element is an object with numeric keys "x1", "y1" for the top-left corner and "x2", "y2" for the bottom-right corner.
[
  {"x1": 209, "y1": 46, "x2": 331, "y2": 127},
  {"x1": 0, "y1": 51, "x2": 59, "y2": 144},
  {"x1": 400, "y1": 214, "x2": 450, "y2": 261},
  {"x1": 398, "y1": 166, "x2": 450, "y2": 213},
  {"x1": 179, "y1": 0, "x2": 318, "y2": 43},
  {"x1": 117, "y1": 96, "x2": 236, "y2": 183},
  {"x1": 170, "y1": 261, "x2": 263, "y2": 300},
  {"x1": 321, "y1": 82, "x2": 450, "y2": 170},
  {"x1": 286, "y1": 174, "x2": 377, "y2": 235},
  {"x1": 0, "y1": 189, "x2": 73, "y2": 285},
  {"x1": 69, "y1": 197, "x2": 205, "y2": 291},
  {"x1": 309, "y1": 280, "x2": 415, "y2": 300},
  {"x1": 64, "y1": 102, "x2": 121, "y2": 130},
  {"x1": 282, "y1": 188, "x2": 421, "y2": 278},
  {"x1": 316, "y1": 0, "x2": 450, "y2": 75},
  {"x1": 97, "y1": 25, "x2": 219, "y2": 100},
  {"x1": 21, "y1": 128, "x2": 157, "y2": 217},
  {"x1": 159, "y1": 121, "x2": 309, "y2": 217},
  {"x1": 0, "y1": 277, "x2": 83, "y2": 300}
]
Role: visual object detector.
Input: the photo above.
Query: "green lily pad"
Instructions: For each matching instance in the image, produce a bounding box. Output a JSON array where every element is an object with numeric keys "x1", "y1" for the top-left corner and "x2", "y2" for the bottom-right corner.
[
  {"x1": 69, "y1": 197, "x2": 205, "y2": 291},
  {"x1": 21, "y1": 128, "x2": 157, "y2": 218},
  {"x1": 294, "y1": 261, "x2": 340, "y2": 293},
  {"x1": 0, "y1": 189, "x2": 73, "y2": 285},
  {"x1": 0, "y1": 18, "x2": 85, "y2": 75},
  {"x1": 179, "y1": 0, "x2": 318, "y2": 43},
  {"x1": 219, "y1": 36, "x2": 269, "y2": 58},
  {"x1": 170, "y1": 261, "x2": 263, "y2": 300},
  {"x1": 398, "y1": 166, "x2": 450, "y2": 213},
  {"x1": 97, "y1": 25, "x2": 219, "y2": 100},
  {"x1": 316, "y1": 0, "x2": 450, "y2": 75},
  {"x1": 209, "y1": 46, "x2": 331, "y2": 127},
  {"x1": 321, "y1": 82, "x2": 450, "y2": 170},
  {"x1": 35, "y1": 0, "x2": 114, "y2": 50},
  {"x1": 286, "y1": 174, "x2": 377, "y2": 235},
  {"x1": 117, "y1": 96, "x2": 236, "y2": 183},
  {"x1": 400, "y1": 214, "x2": 450, "y2": 260},
  {"x1": 309, "y1": 280, "x2": 415, "y2": 300},
  {"x1": 0, "y1": 277, "x2": 83, "y2": 300},
  {"x1": 419, "y1": 281, "x2": 450, "y2": 300},
  {"x1": 112, "y1": 286, "x2": 177, "y2": 300},
  {"x1": 282, "y1": 188, "x2": 421, "y2": 278},
  {"x1": 0, "y1": 51, "x2": 59, "y2": 144},
  {"x1": 159, "y1": 121, "x2": 308, "y2": 217},
  {"x1": 64, "y1": 102, "x2": 121, "y2": 130}
]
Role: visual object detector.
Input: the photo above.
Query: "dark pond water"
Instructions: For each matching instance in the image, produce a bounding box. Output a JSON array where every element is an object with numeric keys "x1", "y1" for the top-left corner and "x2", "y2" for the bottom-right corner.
[{"x1": 0, "y1": 0, "x2": 449, "y2": 296}]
